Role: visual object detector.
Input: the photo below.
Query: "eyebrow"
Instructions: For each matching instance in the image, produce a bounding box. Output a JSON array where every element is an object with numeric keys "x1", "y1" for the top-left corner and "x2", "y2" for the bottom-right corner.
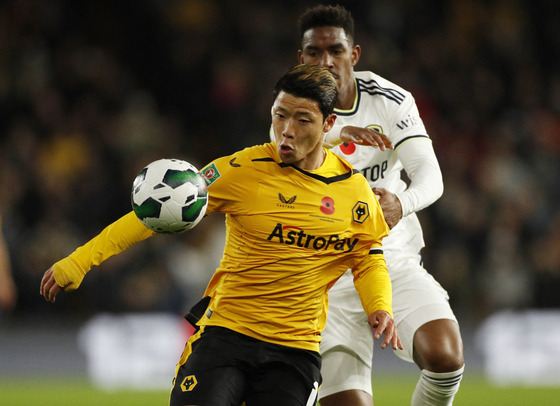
[
  {"x1": 273, "y1": 105, "x2": 315, "y2": 118},
  {"x1": 304, "y1": 43, "x2": 346, "y2": 52}
]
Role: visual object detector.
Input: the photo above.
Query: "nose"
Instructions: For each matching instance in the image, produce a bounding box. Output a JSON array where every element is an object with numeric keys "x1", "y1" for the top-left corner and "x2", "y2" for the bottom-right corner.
[
  {"x1": 320, "y1": 52, "x2": 334, "y2": 68},
  {"x1": 282, "y1": 119, "x2": 296, "y2": 139}
]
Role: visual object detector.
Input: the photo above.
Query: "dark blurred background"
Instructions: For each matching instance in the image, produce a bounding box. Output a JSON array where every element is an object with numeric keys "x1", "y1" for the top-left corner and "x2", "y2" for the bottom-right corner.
[{"x1": 1, "y1": 0, "x2": 559, "y2": 371}]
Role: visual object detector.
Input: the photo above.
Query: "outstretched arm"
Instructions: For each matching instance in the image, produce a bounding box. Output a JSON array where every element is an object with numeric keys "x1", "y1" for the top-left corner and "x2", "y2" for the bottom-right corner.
[{"x1": 39, "y1": 211, "x2": 156, "y2": 303}]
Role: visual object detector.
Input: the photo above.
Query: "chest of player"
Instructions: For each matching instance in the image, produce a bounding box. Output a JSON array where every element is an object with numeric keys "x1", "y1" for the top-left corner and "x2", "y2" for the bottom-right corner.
[
  {"x1": 236, "y1": 172, "x2": 373, "y2": 253},
  {"x1": 331, "y1": 109, "x2": 400, "y2": 184}
]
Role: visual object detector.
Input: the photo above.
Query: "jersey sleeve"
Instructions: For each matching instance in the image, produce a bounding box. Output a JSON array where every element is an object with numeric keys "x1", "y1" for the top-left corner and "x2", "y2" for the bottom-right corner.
[
  {"x1": 200, "y1": 151, "x2": 258, "y2": 216},
  {"x1": 351, "y1": 180, "x2": 392, "y2": 316},
  {"x1": 352, "y1": 249, "x2": 392, "y2": 317},
  {"x1": 395, "y1": 138, "x2": 443, "y2": 217},
  {"x1": 390, "y1": 94, "x2": 429, "y2": 146},
  {"x1": 53, "y1": 211, "x2": 156, "y2": 291},
  {"x1": 323, "y1": 125, "x2": 344, "y2": 148}
]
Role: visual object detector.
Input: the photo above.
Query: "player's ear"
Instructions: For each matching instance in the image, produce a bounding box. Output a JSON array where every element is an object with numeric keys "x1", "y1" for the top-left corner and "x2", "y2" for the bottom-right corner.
[
  {"x1": 297, "y1": 49, "x2": 304, "y2": 64},
  {"x1": 351, "y1": 45, "x2": 361, "y2": 66},
  {"x1": 323, "y1": 113, "x2": 337, "y2": 133}
]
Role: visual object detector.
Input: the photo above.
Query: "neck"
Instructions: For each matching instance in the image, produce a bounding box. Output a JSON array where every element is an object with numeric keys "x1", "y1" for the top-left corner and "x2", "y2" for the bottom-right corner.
[
  {"x1": 336, "y1": 78, "x2": 356, "y2": 110},
  {"x1": 298, "y1": 148, "x2": 326, "y2": 171}
]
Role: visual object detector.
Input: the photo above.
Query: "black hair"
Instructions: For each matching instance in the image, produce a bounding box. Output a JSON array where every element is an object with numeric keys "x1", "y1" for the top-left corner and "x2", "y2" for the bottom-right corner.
[
  {"x1": 298, "y1": 4, "x2": 355, "y2": 44},
  {"x1": 273, "y1": 64, "x2": 338, "y2": 119}
]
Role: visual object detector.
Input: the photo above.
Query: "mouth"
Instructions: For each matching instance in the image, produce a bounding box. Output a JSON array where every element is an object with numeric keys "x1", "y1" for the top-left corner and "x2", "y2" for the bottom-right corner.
[
  {"x1": 280, "y1": 144, "x2": 293, "y2": 152},
  {"x1": 328, "y1": 69, "x2": 339, "y2": 79},
  {"x1": 278, "y1": 143, "x2": 293, "y2": 158}
]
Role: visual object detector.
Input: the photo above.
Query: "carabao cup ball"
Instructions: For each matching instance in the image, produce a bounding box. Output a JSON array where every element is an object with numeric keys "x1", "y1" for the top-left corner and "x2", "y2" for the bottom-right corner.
[{"x1": 131, "y1": 158, "x2": 208, "y2": 233}]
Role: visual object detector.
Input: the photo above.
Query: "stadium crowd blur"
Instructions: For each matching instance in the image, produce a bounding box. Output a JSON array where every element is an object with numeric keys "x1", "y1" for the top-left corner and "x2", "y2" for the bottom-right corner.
[{"x1": 1, "y1": 0, "x2": 559, "y2": 327}]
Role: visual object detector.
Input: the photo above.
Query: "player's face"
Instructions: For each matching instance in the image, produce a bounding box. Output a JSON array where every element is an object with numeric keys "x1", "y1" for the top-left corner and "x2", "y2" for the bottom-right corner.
[
  {"x1": 271, "y1": 91, "x2": 336, "y2": 170},
  {"x1": 299, "y1": 27, "x2": 360, "y2": 104}
]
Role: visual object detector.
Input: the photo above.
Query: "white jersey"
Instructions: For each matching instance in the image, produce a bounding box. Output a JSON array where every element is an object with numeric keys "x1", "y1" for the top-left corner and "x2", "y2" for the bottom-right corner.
[
  {"x1": 328, "y1": 71, "x2": 442, "y2": 270},
  {"x1": 320, "y1": 72, "x2": 455, "y2": 393}
]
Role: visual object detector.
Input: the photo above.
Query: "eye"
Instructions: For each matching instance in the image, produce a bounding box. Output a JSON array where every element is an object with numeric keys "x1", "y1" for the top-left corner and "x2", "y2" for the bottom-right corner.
[{"x1": 306, "y1": 50, "x2": 320, "y2": 58}]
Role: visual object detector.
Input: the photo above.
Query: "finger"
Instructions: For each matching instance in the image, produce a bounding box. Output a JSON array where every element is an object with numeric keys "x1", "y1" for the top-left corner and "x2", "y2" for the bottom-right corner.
[
  {"x1": 373, "y1": 135, "x2": 387, "y2": 151},
  {"x1": 357, "y1": 136, "x2": 386, "y2": 151},
  {"x1": 391, "y1": 326, "x2": 401, "y2": 350},
  {"x1": 48, "y1": 283, "x2": 58, "y2": 303},
  {"x1": 374, "y1": 321, "x2": 390, "y2": 348},
  {"x1": 381, "y1": 327, "x2": 392, "y2": 349},
  {"x1": 42, "y1": 272, "x2": 58, "y2": 303},
  {"x1": 43, "y1": 273, "x2": 55, "y2": 302},
  {"x1": 371, "y1": 187, "x2": 385, "y2": 197},
  {"x1": 369, "y1": 131, "x2": 393, "y2": 151},
  {"x1": 40, "y1": 271, "x2": 53, "y2": 298},
  {"x1": 385, "y1": 322, "x2": 400, "y2": 350},
  {"x1": 378, "y1": 133, "x2": 394, "y2": 150},
  {"x1": 39, "y1": 269, "x2": 50, "y2": 296},
  {"x1": 354, "y1": 136, "x2": 382, "y2": 149}
]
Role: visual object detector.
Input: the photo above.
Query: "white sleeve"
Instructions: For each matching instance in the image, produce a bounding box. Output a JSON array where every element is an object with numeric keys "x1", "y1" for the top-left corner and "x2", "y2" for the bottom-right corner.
[
  {"x1": 394, "y1": 138, "x2": 443, "y2": 217},
  {"x1": 323, "y1": 125, "x2": 344, "y2": 148}
]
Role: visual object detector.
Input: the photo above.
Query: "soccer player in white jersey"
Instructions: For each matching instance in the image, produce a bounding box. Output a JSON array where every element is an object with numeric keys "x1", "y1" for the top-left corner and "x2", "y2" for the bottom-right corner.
[{"x1": 296, "y1": 5, "x2": 465, "y2": 406}]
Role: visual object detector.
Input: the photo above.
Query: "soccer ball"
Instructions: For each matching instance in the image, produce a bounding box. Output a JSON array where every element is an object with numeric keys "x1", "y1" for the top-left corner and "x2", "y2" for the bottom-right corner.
[{"x1": 131, "y1": 158, "x2": 208, "y2": 233}]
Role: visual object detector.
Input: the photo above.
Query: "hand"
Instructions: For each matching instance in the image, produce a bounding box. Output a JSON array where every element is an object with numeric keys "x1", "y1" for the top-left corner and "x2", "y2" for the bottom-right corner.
[
  {"x1": 40, "y1": 267, "x2": 62, "y2": 303},
  {"x1": 372, "y1": 187, "x2": 402, "y2": 229},
  {"x1": 340, "y1": 126, "x2": 393, "y2": 151},
  {"x1": 368, "y1": 310, "x2": 403, "y2": 350}
]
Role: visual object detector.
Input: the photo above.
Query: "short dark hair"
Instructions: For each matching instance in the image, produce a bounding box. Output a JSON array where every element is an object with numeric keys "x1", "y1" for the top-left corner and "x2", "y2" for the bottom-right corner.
[
  {"x1": 298, "y1": 4, "x2": 355, "y2": 44},
  {"x1": 273, "y1": 64, "x2": 338, "y2": 119}
]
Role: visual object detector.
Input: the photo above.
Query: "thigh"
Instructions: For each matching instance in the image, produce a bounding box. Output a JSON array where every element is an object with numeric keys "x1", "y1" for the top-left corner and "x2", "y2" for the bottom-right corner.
[
  {"x1": 390, "y1": 257, "x2": 458, "y2": 362},
  {"x1": 319, "y1": 347, "x2": 372, "y2": 399},
  {"x1": 170, "y1": 327, "x2": 247, "y2": 406},
  {"x1": 245, "y1": 363, "x2": 319, "y2": 406},
  {"x1": 394, "y1": 303, "x2": 457, "y2": 363},
  {"x1": 246, "y1": 345, "x2": 322, "y2": 406},
  {"x1": 413, "y1": 318, "x2": 464, "y2": 371}
]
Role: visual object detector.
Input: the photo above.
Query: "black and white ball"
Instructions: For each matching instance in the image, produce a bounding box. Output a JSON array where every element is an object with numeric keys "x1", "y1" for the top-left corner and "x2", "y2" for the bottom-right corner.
[{"x1": 131, "y1": 158, "x2": 208, "y2": 233}]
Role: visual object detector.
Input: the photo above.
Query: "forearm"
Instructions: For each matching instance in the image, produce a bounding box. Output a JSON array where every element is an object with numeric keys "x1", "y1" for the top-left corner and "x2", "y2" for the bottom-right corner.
[
  {"x1": 395, "y1": 139, "x2": 443, "y2": 217},
  {"x1": 352, "y1": 252, "x2": 393, "y2": 317},
  {"x1": 53, "y1": 211, "x2": 156, "y2": 290},
  {"x1": 323, "y1": 125, "x2": 344, "y2": 148}
]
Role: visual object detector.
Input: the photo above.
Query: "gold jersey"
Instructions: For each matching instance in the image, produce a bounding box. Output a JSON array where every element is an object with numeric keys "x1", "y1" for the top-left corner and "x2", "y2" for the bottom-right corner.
[
  {"x1": 52, "y1": 142, "x2": 391, "y2": 353},
  {"x1": 197, "y1": 142, "x2": 391, "y2": 352}
]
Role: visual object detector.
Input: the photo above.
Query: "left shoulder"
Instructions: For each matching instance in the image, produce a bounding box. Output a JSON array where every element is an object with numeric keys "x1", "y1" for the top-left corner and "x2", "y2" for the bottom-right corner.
[{"x1": 354, "y1": 71, "x2": 413, "y2": 102}]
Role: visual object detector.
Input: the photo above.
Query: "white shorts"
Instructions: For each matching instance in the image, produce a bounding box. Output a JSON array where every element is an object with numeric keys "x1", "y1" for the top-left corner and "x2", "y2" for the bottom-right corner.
[
  {"x1": 319, "y1": 254, "x2": 457, "y2": 395},
  {"x1": 320, "y1": 346, "x2": 372, "y2": 398}
]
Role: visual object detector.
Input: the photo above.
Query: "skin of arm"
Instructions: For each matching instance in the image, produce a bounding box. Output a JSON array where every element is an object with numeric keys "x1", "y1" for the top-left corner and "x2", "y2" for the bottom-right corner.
[{"x1": 324, "y1": 125, "x2": 393, "y2": 150}]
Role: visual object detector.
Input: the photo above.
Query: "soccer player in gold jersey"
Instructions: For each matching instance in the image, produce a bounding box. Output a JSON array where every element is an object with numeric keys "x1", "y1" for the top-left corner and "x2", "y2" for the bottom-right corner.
[{"x1": 40, "y1": 64, "x2": 401, "y2": 406}]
